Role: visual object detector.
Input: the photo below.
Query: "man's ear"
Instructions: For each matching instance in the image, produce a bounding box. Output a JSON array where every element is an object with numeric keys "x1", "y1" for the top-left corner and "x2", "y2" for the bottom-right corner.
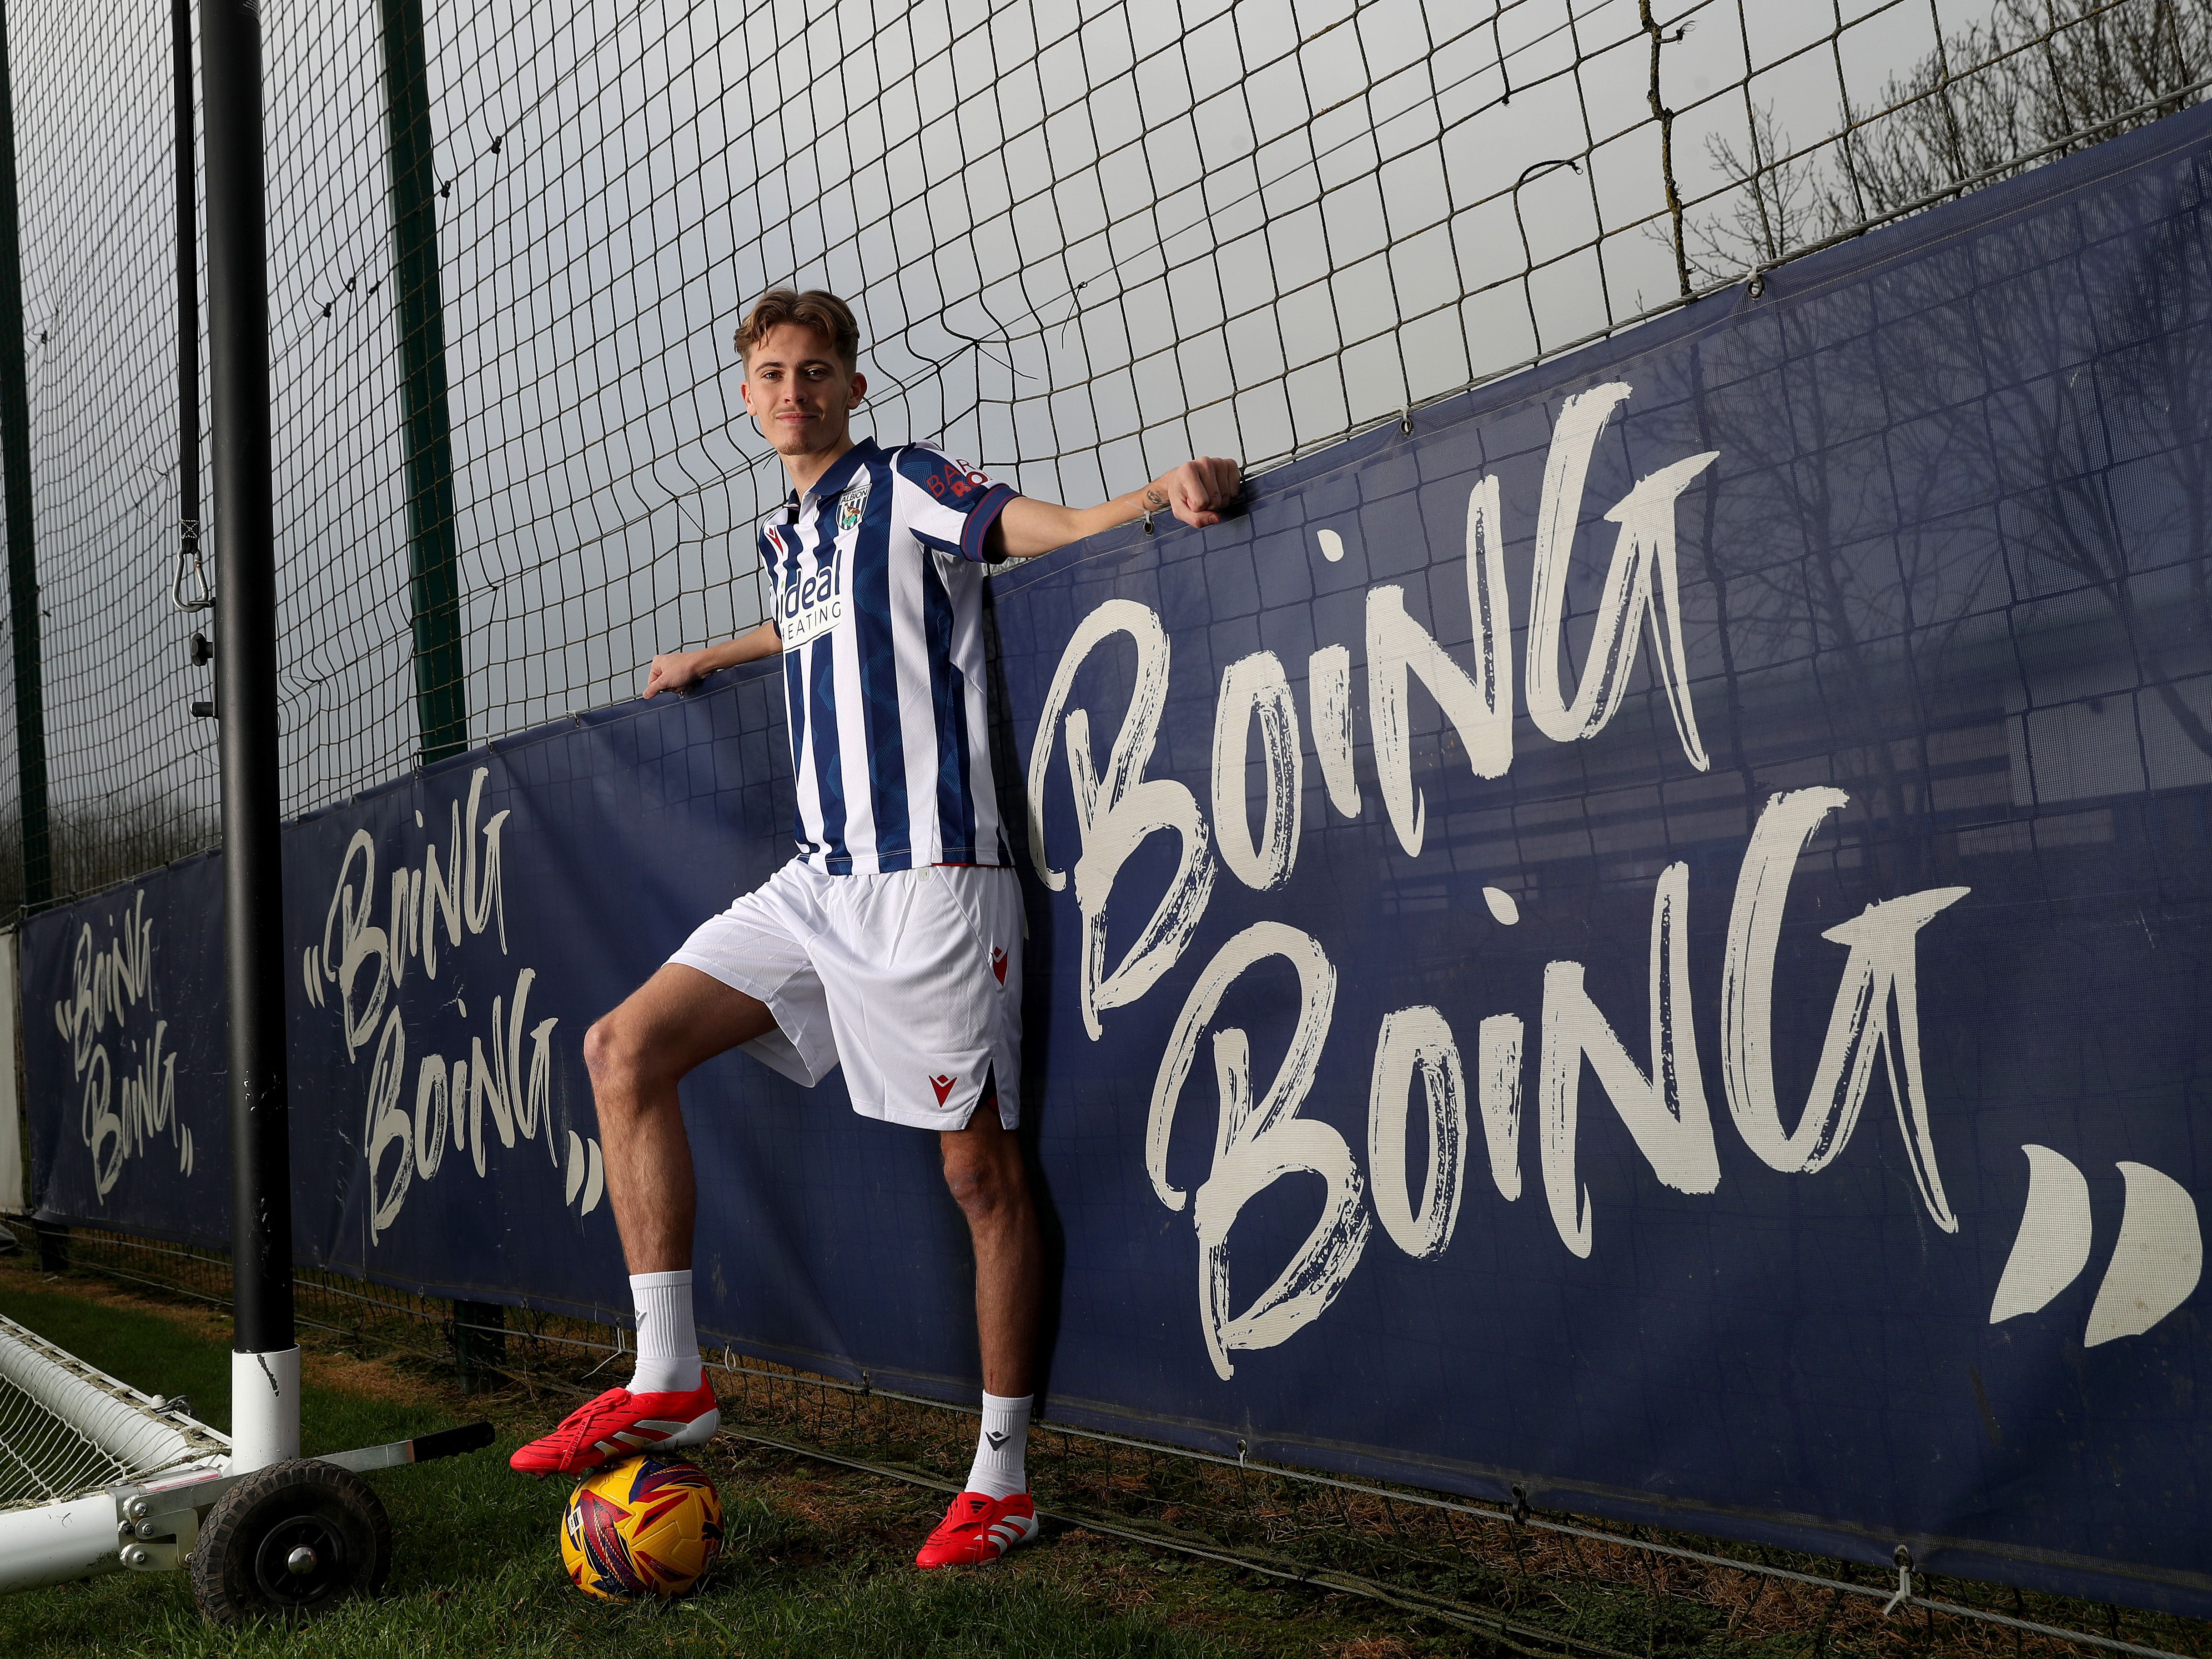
[{"x1": 849, "y1": 372, "x2": 866, "y2": 408}]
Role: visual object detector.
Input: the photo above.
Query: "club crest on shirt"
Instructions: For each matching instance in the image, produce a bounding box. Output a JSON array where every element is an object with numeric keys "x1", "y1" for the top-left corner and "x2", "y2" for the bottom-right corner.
[{"x1": 836, "y1": 479, "x2": 868, "y2": 533}]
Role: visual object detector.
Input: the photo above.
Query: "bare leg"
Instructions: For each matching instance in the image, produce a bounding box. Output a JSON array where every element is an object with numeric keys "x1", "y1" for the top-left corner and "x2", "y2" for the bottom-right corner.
[
  {"x1": 939, "y1": 1103, "x2": 1042, "y2": 1398},
  {"x1": 508, "y1": 966, "x2": 776, "y2": 1472},
  {"x1": 584, "y1": 964, "x2": 778, "y2": 1275}
]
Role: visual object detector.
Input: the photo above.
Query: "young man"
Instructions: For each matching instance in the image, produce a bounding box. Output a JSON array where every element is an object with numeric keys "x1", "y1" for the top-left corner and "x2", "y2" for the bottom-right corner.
[{"x1": 511, "y1": 289, "x2": 1240, "y2": 1568}]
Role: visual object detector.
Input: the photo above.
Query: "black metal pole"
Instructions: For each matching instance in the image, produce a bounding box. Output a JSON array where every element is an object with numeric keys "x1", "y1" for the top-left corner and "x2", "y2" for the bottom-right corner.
[
  {"x1": 201, "y1": 0, "x2": 295, "y2": 1408},
  {"x1": 0, "y1": 0, "x2": 52, "y2": 913},
  {"x1": 173, "y1": 0, "x2": 201, "y2": 592}
]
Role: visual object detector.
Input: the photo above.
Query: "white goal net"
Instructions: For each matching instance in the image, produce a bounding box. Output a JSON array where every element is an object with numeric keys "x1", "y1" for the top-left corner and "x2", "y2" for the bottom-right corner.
[{"x1": 0, "y1": 1311, "x2": 226, "y2": 1512}]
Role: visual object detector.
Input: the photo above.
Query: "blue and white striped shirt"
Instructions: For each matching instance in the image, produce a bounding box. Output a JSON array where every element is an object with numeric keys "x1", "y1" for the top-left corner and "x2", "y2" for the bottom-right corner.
[{"x1": 759, "y1": 438, "x2": 1016, "y2": 875}]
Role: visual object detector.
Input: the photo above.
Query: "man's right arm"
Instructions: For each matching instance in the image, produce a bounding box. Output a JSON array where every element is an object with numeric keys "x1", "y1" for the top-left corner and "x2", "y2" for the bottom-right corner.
[
  {"x1": 986, "y1": 457, "x2": 1242, "y2": 562},
  {"x1": 642, "y1": 620, "x2": 780, "y2": 698}
]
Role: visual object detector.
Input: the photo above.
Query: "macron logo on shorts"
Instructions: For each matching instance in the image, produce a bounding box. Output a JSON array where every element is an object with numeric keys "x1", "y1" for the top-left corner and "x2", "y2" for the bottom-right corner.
[
  {"x1": 930, "y1": 1074, "x2": 957, "y2": 1106},
  {"x1": 990, "y1": 947, "x2": 1008, "y2": 985}
]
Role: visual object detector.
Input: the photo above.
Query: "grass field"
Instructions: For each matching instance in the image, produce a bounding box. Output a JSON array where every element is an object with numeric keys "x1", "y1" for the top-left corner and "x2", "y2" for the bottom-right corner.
[
  {"x1": 4, "y1": 1240, "x2": 2207, "y2": 1659},
  {"x1": 0, "y1": 1254, "x2": 1470, "y2": 1657}
]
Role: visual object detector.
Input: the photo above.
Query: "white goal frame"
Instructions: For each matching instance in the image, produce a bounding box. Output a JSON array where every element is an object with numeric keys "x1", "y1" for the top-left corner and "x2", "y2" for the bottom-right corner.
[{"x1": 0, "y1": 1309, "x2": 230, "y2": 1590}]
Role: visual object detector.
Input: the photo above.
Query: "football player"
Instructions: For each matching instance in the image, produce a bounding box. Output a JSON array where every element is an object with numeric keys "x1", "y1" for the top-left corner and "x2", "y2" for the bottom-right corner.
[{"x1": 511, "y1": 288, "x2": 1239, "y2": 1569}]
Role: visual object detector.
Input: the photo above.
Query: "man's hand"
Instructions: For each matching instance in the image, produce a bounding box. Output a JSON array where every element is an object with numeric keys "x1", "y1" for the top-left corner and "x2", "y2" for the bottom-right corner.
[
  {"x1": 1141, "y1": 457, "x2": 1242, "y2": 529},
  {"x1": 643, "y1": 649, "x2": 714, "y2": 699}
]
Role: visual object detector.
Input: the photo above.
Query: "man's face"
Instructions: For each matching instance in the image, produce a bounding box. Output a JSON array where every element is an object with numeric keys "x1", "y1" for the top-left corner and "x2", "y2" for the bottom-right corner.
[{"x1": 739, "y1": 322, "x2": 865, "y2": 464}]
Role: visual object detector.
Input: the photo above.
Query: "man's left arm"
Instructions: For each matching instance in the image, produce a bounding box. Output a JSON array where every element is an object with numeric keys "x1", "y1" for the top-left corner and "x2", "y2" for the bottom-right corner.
[{"x1": 985, "y1": 457, "x2": 1242, "y2": 562}]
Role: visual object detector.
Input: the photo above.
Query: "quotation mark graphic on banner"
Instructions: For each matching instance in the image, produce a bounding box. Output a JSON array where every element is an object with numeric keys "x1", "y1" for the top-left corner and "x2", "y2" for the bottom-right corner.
[
  {"x1": 1991, "y1": 1145, "x2": 2202, "y2": 1345},
  {"x1": 563, "y1": 1130, "x2": 605, "y2": 1216}
]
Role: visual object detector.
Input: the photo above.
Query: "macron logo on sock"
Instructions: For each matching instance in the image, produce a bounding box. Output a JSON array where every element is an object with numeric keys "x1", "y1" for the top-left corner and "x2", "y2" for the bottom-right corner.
[{"x1": 985, "y1": 1430, "x2": 1008, "y2": 1451}]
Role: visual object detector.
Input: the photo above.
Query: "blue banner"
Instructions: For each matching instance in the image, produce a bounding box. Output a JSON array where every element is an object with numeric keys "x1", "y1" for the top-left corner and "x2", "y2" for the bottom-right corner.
[{"x1": 25, "y1": 104, "x2": 2212, "y2": 1615}]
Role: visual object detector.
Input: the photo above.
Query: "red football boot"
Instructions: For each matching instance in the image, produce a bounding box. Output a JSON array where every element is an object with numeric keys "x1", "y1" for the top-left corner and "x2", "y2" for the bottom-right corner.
[
  {"x1": 508, "y1": 1380, "x2": 720, "y2": 1477},
  {"x1": 914, "y1": 1490, "x2": 1040, "y2": 1568}
]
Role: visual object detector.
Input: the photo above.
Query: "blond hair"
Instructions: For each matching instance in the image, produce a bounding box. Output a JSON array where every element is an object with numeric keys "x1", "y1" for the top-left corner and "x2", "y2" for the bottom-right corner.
[{"x1": 734, "y1": 288, "x2": 860, "y2": 371}]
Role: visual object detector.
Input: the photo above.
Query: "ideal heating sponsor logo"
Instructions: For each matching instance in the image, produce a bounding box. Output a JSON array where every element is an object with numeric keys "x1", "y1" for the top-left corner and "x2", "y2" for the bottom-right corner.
[
  {"x1": 779, "y1": 552, "x2": 845, "y2": 651},
  {"x1": 777, "y1": 480, "x2": 865, "y2": 653}
]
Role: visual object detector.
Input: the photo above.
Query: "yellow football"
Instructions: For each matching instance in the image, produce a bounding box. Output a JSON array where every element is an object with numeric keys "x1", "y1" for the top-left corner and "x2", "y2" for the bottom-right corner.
[{"x1": 560, "y1": 1454, "x2": 724, "y2": 1599}]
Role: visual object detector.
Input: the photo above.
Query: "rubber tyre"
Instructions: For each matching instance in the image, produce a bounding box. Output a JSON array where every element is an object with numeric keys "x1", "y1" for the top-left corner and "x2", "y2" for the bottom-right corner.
[{"x1": 189, "y1": 1458, "x2": 392, "y2": 1624}]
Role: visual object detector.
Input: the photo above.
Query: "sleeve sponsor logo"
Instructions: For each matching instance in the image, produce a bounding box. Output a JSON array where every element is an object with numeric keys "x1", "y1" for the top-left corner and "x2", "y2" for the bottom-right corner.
[{"x1": 924, "y1": 456, "x2": 992, "y2": 500}]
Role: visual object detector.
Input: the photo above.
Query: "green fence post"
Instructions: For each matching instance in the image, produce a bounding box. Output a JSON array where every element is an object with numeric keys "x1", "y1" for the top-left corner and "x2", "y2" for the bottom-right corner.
[
  {"x1": 380, "y1": 0, "x2": 466, "y2": 764},
  {"x1": 0, "y1": 1, "x2": 51, "y2": 910}
]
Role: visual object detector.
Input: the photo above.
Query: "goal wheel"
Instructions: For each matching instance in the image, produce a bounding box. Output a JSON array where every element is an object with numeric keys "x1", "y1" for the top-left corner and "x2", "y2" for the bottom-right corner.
[{"x1": 189, "y1": 1458, "x2": 392, "y2": 1624}]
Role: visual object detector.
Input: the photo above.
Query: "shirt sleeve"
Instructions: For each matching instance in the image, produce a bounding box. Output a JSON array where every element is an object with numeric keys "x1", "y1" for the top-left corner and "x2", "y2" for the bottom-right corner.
[{"x1": 894, "y1": 445, "x2": 1018, "y2": 563}]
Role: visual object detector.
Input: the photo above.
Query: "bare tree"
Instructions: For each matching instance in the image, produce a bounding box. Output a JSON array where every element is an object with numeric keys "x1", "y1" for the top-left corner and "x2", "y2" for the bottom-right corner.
[
  {"x1": 1681, "y1": 105, "x2": 1827, "y2": 284},
  {"x1": 0, "y1": 794, "x2": 218, "y2": 913},
  {"x1": 1669, "y1": 0, "x2": 2212, "y2": 820},
  {"x1": 1833, "y1": 0, "x2": 2209, "y2": 224},
  {"x1": 1684, "y1": 0, "x2": 2211, "y2": 283}
]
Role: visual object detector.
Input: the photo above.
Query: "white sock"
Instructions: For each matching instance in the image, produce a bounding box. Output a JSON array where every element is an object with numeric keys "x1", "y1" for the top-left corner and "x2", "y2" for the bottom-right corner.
[
  {"x1": 964, "y1": 1391, "x2": 1031, "y2": 1499},
  {"x1": 628, "y1": 1270, "x2": 702, "y2": 1394}
]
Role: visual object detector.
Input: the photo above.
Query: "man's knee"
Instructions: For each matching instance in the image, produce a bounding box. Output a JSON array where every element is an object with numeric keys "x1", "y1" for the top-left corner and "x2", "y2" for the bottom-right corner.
[
  {"x1": 942, "y1": 1134, "x2": 1027, "y2": 1226},
  {"x1": 583, "y1": 1006, "x2": 667, "y2": 1101}
]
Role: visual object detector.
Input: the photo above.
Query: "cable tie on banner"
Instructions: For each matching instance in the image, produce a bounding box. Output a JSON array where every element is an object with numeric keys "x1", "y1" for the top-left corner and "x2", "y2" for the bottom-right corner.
[
  {"x1": 1142, "y1": 508, "x2": 1156, "y2": 536},
  {"x1": 1236, "y1": 1438, "x2": 1247, "y2": 1469},
  {"x1": 1509, "y1": 1483, "x2": 1530, "y2": 1525},
  {"x1": 1883, "y1": 1545, "x2": 1914, "y2": 1616},
  {"x1": 1400, "y1": 405, "x2": 1412, "y2": 434}
]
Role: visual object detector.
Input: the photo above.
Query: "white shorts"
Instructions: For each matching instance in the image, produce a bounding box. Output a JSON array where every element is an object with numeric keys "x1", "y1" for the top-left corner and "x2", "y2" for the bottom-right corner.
[{"x1": 669, "y1": 860, "x2": 1023, "y2": 1131}]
